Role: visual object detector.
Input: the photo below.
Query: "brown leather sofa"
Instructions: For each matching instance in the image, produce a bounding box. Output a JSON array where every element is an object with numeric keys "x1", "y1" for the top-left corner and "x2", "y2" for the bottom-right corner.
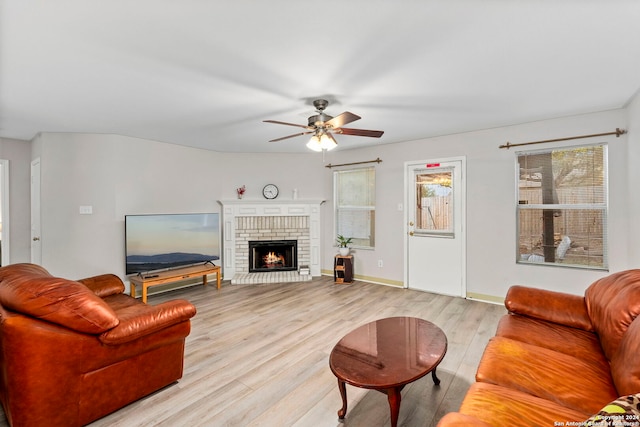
[
  {"x1": 438, "y1": 269, "x2": 640, "y2": 426},
  {"x1": 0, "y1": 263, "x2": 197, "y2": 427}
]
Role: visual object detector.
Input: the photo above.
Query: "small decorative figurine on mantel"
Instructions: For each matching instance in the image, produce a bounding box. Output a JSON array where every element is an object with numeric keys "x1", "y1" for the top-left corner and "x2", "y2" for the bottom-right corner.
[{"x1": 236, "y1": 185, "x2": 246, "y2": 199}]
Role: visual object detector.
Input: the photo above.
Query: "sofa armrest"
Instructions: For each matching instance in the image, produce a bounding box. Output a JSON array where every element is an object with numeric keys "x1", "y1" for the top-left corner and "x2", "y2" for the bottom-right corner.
[
  {"x1": 77, "y1": 274, "x2": 125, "y2": 298},
  {"x1": 505, "y1": 285, "x2": 593, "y2": 331},
  {"x1": 99, "y1": 299, "x2": 197, "y2": 345},
  {"x1": 436, "y1": 413, "x2": 493, "y2": 427}
]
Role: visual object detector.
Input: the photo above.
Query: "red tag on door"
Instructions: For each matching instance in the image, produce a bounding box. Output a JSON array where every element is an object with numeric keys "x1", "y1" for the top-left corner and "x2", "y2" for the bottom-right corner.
[{"x1": 426, "y1": 163, "x2": 440, "y2": 168}]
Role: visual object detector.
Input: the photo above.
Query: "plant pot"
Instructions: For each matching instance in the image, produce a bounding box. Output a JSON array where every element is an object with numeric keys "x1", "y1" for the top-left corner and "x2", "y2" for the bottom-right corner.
[{"x1": 339, "y1": 247, "x2": 350, "y2": 256}]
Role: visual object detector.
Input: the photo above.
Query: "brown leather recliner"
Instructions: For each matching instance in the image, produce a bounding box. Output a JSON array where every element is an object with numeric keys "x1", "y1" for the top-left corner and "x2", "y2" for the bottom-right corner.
[{"x1": 0, "y1": 263, "x2": 197, "y2": 427}]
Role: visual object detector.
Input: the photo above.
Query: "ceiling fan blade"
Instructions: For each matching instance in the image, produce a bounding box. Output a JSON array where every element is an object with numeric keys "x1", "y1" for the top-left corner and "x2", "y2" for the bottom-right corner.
[
  {"x1": 337, "y1": 127, "x2": 384, "y2": 138},
  {"x1": 263, "y1": 120, "x2": 309, "y2": 129},
  {"x1": 268, "y1": 131, "x2": 313, "y2": 142},
  {"x1": 326, "y1": 112, "x2": 361, "y2": 129}
]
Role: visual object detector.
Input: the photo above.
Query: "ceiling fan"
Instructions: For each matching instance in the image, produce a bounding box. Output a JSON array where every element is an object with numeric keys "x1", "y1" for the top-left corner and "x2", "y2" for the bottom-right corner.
[{"x1": 263, "y1": 99, "x2": 384, "y2": 151}]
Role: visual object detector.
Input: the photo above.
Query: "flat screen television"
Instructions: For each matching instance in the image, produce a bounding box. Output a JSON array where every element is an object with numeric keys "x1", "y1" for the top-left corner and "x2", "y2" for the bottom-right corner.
[{"x1": 125, "y1": 213, "x2": 220, "y2": 275}]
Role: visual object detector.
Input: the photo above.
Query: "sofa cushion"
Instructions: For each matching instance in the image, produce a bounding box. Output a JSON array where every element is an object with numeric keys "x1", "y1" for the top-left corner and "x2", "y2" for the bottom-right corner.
[
  {"x1": 585, "y1": 269, "x2": 640, "y2": 361},
  {"x1": 0, "y1": 263, "x2": 119, "y2": 334},
  {"x1": 76, "y1": 274, "x2": 125, "y2": 298},
  {"x1": 455, "y1": 382, "x2": 590, "y2": 427},
  {"x1": 99, "y1": 299, "x2": 197, "y2": 345},
  {"x1": 505, "y1": 285, "x2": 593, "y2": 330},
  {"x1": 476, "y1": 336, "x2": 617, "y2": 414},
  {"x1": 495, "y1": 314, "x2": 607, "y2": 367},
  {"x1": 610, "y1": 317, "x2": 640, "y2": 396}
]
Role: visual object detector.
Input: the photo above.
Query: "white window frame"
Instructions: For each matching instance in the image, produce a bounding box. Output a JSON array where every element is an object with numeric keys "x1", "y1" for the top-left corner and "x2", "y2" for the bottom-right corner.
[
  {"x1": 516, "y1": 143, "x2": 608, "y2": 270},
  {"x1": 334, "y1": 166, "x2": 376, "y2": 249}
]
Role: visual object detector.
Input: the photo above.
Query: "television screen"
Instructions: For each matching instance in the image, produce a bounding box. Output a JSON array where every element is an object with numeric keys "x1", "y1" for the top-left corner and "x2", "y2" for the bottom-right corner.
[{"x1": 125, "y1": 213, "x2": 220, "y2": 275}]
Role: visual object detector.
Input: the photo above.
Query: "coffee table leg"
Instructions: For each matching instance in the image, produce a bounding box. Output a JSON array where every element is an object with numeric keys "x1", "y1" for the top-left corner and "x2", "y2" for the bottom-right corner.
[
  {"x1": 337, "y1": 379, "x2": 348, "y2": 421},
  {"x1": 431, "y1": 368, "x2": 441, "y2": 385},
  {"x1": 387, "y1": 387, "x2": 401, "y2": 427}
]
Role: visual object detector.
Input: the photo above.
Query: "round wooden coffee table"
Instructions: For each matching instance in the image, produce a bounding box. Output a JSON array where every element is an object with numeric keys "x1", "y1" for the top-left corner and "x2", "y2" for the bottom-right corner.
[{"x1": 329, "y1": 317, "x2": 447, "y2": 427}]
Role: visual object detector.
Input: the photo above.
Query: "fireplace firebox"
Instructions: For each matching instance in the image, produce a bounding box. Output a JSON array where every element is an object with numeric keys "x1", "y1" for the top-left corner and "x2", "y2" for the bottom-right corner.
[{"x1": 248, "y1": 240, "x2": 298, "y2": 272}]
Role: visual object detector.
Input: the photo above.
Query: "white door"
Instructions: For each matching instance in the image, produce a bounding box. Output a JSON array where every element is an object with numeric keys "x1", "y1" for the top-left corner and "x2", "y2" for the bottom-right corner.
[
  {"x1": 30, "y1": 158, "x2": 42, "y2": 264},
  {"x1": 405, "y1": 158, "x2": 465, "y2": 297}
]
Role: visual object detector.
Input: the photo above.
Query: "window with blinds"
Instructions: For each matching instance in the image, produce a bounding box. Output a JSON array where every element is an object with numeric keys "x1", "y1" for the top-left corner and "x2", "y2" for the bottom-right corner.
[
  {"x1": 517, "y1": 144, "x2": 607, "y2": 269},
  {"x1": 334, "y1": 167, "x2": 375, "y2": 249}
]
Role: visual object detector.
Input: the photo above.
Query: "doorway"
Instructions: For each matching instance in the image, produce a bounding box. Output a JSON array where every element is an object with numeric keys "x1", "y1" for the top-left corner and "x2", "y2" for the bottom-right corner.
[
  {"x1": 0, "y1": 159, "x2": 9, "y2": 266},
  {"x1": 404, "y1": 157, "x2": 466, "y2": 297},
  {"x1": 31, "y1": 158, "x2": 41, "y2": 265}
]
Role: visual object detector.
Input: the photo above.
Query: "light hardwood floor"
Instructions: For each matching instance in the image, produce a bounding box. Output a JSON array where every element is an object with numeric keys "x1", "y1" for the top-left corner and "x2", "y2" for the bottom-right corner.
[{"x1": 3, "y1": 276, "x2": 507, "y2": 427}]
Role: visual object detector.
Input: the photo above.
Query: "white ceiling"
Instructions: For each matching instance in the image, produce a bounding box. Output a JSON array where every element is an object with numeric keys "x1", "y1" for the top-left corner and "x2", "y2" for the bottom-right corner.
[{"x1": 2, "y1": 1, "x2": 640, "y2": 153}]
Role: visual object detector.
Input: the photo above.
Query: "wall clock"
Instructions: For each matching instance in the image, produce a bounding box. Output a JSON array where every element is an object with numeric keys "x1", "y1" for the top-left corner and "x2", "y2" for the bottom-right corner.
[{"x1": 262, "y1": 184, "x2": 279, "y2": 199}]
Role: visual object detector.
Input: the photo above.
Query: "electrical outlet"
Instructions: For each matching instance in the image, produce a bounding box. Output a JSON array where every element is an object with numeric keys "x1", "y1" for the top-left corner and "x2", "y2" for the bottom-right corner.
[{"x1": 377, "y1": 260, "x2": 383, "y2": 268}]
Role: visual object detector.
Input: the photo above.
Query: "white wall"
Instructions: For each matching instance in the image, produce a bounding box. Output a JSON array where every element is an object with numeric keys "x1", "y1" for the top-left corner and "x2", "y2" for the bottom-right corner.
[
  {"x1": 626, "y1": 90, "x2": 640, "y2": 263},
  {"x1": 321, "y1": 108, "x2": 630, "y2": 298},
  {"x1": 28, "y1": 105, "x2": 637, "y2": 299},
  {"x1": 35, "y1": 133, "x2": 326, "y2": 285}
]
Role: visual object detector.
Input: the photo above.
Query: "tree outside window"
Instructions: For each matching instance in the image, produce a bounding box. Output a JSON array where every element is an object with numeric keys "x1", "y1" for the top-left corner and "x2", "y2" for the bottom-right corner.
[{"x1": 517, "y1": 144, "x2": 607, "y2": 269}]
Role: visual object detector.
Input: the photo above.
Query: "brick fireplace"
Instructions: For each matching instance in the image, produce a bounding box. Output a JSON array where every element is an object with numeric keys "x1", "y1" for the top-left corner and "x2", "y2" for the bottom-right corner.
[{"x1": 218, "y1": 200, "x2": 323, "y2": 283}]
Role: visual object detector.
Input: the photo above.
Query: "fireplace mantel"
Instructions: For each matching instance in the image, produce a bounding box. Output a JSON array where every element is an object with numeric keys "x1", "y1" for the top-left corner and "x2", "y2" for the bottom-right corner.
[{"x1": 218, "y1": 200, "x2": 324, "y2": 280}]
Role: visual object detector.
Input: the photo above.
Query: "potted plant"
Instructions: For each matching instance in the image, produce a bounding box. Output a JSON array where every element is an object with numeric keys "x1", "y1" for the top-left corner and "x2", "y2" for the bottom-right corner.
[{"x1": 336, "y1": 235, "x2": 353, "y2": 256}]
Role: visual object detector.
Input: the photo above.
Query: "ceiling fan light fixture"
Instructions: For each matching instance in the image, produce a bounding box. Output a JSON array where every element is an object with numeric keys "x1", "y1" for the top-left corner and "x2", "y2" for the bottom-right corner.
[
  {"x1": 306, "y1": 135, "x2": 324, "y2": 152},
  {"x1": 320, "y1": 133, "x2": 337, "y2": 151},
  {"x1": 307, "y1": 133, "x2": 337, "y2": 152}
]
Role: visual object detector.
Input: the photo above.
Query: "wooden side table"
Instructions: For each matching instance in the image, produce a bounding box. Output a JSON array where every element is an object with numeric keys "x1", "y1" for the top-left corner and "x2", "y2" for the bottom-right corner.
[
  {"x1": 130, "y1": 264, "x2": 221, "y2": 303},
  {"x1": 334, "y1": 255, "x2": 354, "y2": 284}
]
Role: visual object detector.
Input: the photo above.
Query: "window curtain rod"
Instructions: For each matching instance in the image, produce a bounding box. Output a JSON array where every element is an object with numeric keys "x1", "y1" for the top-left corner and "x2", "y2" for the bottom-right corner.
[
  {"x1": 324, "y1": 157, "x2": 383, "y2": 168},
  {"x1": 499, "y1": 128, "x2": 627, "y2": 149}
]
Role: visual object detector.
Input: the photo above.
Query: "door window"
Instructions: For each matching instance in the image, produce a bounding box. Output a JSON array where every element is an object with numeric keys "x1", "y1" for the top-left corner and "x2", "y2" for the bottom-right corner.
[{"x1": 414, "y1": 168, "x2": 454, "y2": 237}]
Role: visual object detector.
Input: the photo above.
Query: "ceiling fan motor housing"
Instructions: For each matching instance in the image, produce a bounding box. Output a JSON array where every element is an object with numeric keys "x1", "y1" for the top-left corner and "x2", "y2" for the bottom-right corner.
[
  {"x1": 308, "y1": 113, "x2": 333, "y2": 128},
  {"x1": 309, "y1": 99, "x2": 332, "y2": 127}
]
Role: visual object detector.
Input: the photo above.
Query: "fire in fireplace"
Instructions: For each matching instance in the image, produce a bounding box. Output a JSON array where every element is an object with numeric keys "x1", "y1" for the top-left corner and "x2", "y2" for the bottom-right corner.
[{"x1": 248, "y1": 240, "x2": 298, "y2": 272}]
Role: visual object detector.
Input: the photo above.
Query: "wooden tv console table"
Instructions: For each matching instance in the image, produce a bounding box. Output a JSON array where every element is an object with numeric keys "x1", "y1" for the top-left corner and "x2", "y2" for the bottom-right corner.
[{"x1": 129, "y1": 264, "x2": 221, "y2": 303}]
